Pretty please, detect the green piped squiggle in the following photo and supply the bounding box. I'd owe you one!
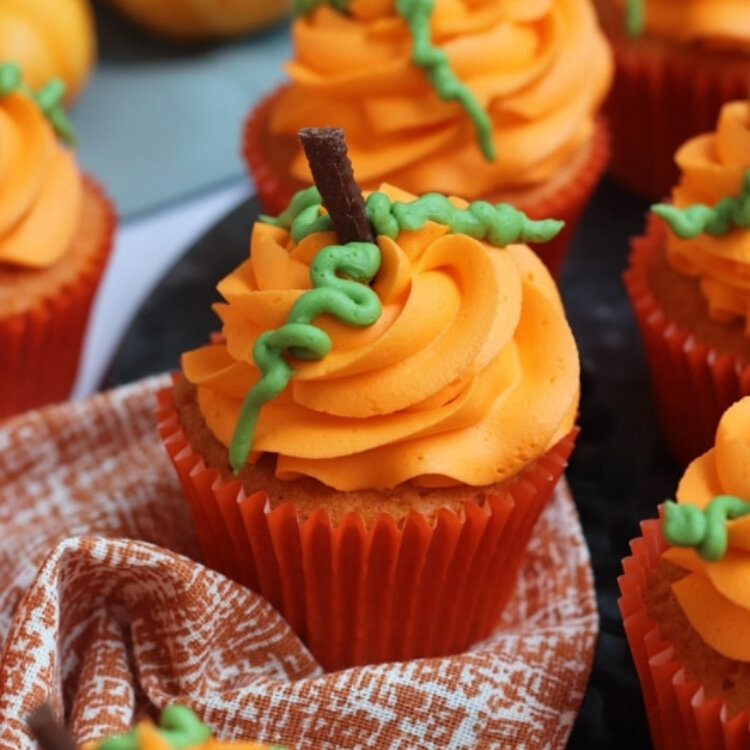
[662,495,750,561]
[290,0,494,161]
[261,186,564,247]
[292,0,349,14]
[652,169,750,239]
[0,62,75,145]
[98,706,210,750]
[366,191,563,244]
[260,186,330,243]
[625,0,645,37]
[395,0,495,161]
[229,242,382,472]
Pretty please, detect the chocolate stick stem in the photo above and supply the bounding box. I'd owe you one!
[298,127,374,245]
[27,704,76,750]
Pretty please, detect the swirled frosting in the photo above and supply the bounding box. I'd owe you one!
[269,0,612,199]
[661,397,750,661]
[0,90,82,268]
[182,184,579,491]
[659,101,750,332]
[616,0,750,49]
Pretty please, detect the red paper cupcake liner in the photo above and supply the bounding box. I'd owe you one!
[242,86,610,279]
[624,216,750,467]
[0,177,115,421]
[619,516,750,750]
[605,39,749,201]
[156,381,578,672]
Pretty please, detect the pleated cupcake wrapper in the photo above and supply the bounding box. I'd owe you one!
[510,117,609,279]
[619,516,750,750]
[242,86,610,279]
[624,217,750,467]
[605,38,749,201]
[156,383,577,672]
[0,178,115,421]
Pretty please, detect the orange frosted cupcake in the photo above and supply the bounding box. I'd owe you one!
[625,99,750,466]
[595,0,749,200]
[33,704,288,749]
[619,396,750,750]
[104,0,289,41]
[0,62,115,420]
[0,0,95,104]
[160,129,580,671]
[243,0,613,277]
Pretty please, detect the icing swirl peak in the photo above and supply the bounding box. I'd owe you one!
[661,397,750,660]
[0,71,83,269]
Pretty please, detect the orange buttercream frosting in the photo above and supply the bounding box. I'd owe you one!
[663,397,750,661]
[0,90,82,269]
[663,101,750,331]
[182,184,579,492]
[269,0,612,200]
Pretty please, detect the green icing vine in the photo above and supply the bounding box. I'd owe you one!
[0,62,76,146]
[97,706,211,750]
[366,190,563,243]
[662,495,750,561]
[290,0,494,161]
[233,187,563,469]
[229,241,382,472]
[259,186,330,243]
[652,169,750,239]
[625,0,645,37]
[395,0,495,161]
[261,186,564,247]
[292,0,349,12]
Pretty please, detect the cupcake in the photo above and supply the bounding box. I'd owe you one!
[624,99,750,467]
[30,704,287,749]
[0,0,95,104]
[0,63,115,420]
[243,0,613,277]
[619,396,750,750]
[595,0,750,200]
[104,0,289,41]
[159,128,580,672]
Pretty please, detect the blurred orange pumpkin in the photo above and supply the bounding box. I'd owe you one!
[105,0,290,41]
[0,0,95,104]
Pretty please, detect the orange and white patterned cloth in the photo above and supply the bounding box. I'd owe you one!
[0,377,597,749]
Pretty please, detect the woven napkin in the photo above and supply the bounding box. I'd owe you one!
[0,377,597,749]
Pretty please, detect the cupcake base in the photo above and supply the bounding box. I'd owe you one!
[619,517,750,750]
[624,216,750,467]
[0,177,115,421]
[242,86,610,279]
[157,380,578,672]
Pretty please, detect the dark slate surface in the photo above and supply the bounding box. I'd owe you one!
[106,177,684,749]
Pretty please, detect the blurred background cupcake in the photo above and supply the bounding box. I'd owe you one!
[619,396,750,750]
[625,99,750,466]
[595,0,749,200]
[0,0,95,105]
[0,63,115,420]
[243,0,613,277]
[103,0,290,41]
